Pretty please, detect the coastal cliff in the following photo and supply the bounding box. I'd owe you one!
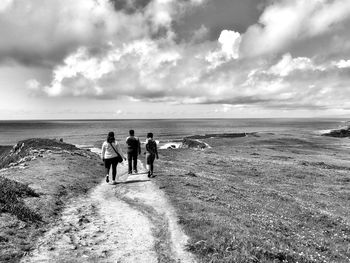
[0,139,103,262]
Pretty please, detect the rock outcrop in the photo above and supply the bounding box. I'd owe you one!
[322,127,350,138]
[181,138,208,149]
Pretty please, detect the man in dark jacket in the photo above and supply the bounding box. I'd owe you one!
[126,130,141,174]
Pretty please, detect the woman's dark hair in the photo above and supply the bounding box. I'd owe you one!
[107,131,115,143]
[147,132,153,138]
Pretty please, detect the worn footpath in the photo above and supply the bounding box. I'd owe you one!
[21,161,196,263]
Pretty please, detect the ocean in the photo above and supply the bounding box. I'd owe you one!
[0,118,348,149]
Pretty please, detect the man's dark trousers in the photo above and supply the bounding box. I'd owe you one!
[127,151,138,173]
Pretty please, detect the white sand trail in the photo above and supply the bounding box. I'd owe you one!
[21,162,196,263]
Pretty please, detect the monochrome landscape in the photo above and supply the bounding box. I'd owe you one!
[1,0,350,262]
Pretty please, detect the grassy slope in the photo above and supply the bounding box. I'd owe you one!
[154,134,350,263]
[0,139,104,263]
[0,146,11,161]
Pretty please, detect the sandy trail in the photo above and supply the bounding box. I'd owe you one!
[21,162,196,263]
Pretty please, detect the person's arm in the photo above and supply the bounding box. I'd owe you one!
[138,138,141,155]
[101,142,106,160]
[146,141,150,153]
[144,140,148,155]
[155,141,159,159]
[116,142,126,160]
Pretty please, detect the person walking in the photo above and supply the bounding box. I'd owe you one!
[101,131,126,185]
[126,129,141,174]
[145,132,159,178]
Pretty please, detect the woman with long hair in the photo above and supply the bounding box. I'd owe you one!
[145,132,159,178]
[101,131,126,184]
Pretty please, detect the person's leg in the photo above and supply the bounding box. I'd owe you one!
[150,162,154,175]
[111,161,117,182]
[146,153,151,177]
[104,159,111,183]
[127,153,132,174]
[150,154,155,175]
[133,152,138,173]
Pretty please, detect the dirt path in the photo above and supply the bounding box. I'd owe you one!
[21,162,196,263]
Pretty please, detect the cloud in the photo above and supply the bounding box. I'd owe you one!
[0,0,347,114]
[26,79,40,91]
[36,40,183,98]
[30,40,350,112]
[334,59,350,69]
[0,0,202,66]
[240,0,350,57]
[109,0,151,14]
[0,0,13,12]
[0,0,147,66]
[205,30,241,68]
[268,53,324,77]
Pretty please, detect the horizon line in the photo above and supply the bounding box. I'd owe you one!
[0,117,349,121]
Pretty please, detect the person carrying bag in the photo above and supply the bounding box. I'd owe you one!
[101,131,126,185]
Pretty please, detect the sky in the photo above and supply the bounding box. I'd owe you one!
[0,0,350,119]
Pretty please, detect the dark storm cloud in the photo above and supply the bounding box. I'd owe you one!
[109,0,151,14]
[174,0,265,42]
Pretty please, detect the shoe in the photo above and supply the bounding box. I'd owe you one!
[147,171,151,178]
[128,172,132,175]
[105,175,109,183]
[133,170,138,174]
[111,180,117,185]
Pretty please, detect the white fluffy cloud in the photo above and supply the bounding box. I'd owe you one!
[38,40,184,98]
[335,59,350,69]
[0,0,203,65]
[0,0,131,65]
[268,53,323,77]
[205,30,241,68]
[240,0,350,57]
[0,0,349,113]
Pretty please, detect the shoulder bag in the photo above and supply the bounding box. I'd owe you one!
[109,142,123,163]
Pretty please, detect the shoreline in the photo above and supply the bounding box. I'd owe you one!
[1,118,348,147]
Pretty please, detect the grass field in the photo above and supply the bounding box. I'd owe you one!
[154,133,350,263]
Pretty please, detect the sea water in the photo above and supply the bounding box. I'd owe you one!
[0,118,347,149]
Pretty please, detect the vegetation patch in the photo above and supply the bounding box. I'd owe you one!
[0,176,41,222]
[155,134,350,262]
